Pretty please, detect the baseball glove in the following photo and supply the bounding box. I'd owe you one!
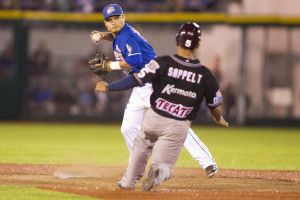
[88,53,110,76]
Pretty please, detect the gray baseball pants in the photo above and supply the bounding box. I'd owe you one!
[119,108,191,188]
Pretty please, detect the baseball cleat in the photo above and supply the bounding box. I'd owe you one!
[118,183,125,188]
[118,182,135,189]
[141,163,159,191]
[205,165,218,178]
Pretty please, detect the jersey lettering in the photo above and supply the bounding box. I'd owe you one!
[155,97,193,118]
[114,45,124,61]
[131,27,147,41]
[116,45,121,52]
[114,51,124,61]
[185,39,192,47]
[137,67,150,78]
[126,44,133,56]
[167,67,202,84]
[137,60,159,78]
[197,74,203,84]
[162,84,197,99]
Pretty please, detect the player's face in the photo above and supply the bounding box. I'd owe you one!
[104,15,126,35]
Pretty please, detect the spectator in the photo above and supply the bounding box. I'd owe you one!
[1,0,20,9]
[123,0,141,12]
[40,0,55,11]
[28,75,54,114]
[223,83,236,118]
[53,82,76,115]
[76,77,96,115]
[107,91,125,114]
[0,41,14,78]
[162,0,185,12]
[29,41,51,76]
[74,0,94,13]
[54,0,73,12]
[211,55,225,90]
[90,75,109,114]
[19,0,40,10]
[94,91,108,114]
[184,0,219,12]
[102,71,127,114]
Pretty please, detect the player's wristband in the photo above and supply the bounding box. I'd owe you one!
[110,61,121,70]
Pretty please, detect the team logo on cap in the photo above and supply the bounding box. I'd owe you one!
[107,6,115,14]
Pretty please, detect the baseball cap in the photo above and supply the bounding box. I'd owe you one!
[103,4,123,20]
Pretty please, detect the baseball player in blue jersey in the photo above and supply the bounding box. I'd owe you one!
[90,4,218,177]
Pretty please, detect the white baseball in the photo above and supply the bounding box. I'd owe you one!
[92,32,101,41]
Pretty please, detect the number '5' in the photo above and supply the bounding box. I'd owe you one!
[137,67,149,78]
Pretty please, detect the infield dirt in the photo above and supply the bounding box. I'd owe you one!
[0,163,299,200]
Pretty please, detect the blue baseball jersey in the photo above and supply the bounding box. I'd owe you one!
[113,23,156,73]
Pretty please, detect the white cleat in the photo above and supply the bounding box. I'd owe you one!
[205,165,218,178]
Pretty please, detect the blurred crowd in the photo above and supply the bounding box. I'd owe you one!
[0,0,225,13]
[0,41,13,78]
[24,41,127,118]
[0,0,240,119]
[0,39,238,119]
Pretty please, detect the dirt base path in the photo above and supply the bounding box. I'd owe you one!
[0,164,299,200]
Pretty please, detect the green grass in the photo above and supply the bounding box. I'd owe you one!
[0,122,299,200]
[0,185,99,200]
[178,126,300,170]
[0,123,127,166]
[0,123,299,170]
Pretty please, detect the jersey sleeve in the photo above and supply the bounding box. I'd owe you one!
[125,54,142,68]
[204,69,223,108]
[132,59,161,85]
[107,75,139,91]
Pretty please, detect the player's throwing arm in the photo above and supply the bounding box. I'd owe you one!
[90,31,114,43]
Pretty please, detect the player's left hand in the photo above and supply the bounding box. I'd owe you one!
[89,53,111,76]
[213,116,229,127]
[95,81,108,93]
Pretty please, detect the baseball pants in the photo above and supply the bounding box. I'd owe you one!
[120,84,216,169]
[119,108,191,188]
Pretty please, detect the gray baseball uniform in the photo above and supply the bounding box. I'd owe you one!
[116,55,222,188]
[119,108,190,187]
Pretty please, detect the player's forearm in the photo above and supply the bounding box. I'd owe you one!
[95,75,141,94]
[108,54,142,71]
[119,60,133,69]
[209,106,229,127]
[102,32,114,41]
[108,60,132,71]
[209,106,222,121]
[107,75,139,91]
